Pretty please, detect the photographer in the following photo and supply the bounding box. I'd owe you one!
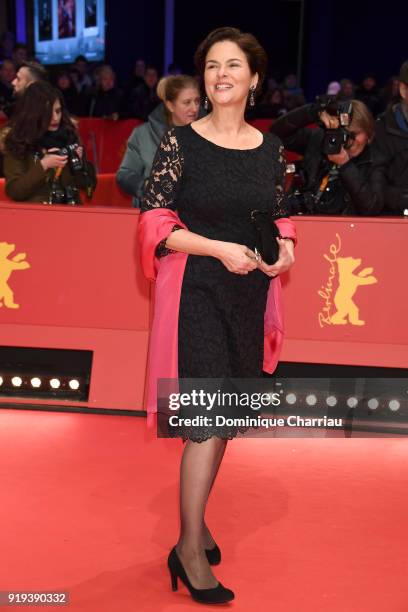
[270,98,386,215]
[3,81,96,204]
[374,60,408,214]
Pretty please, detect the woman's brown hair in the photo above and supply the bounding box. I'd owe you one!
[156,75,199,125]
[350,99,375,142]
[194,27,268,97]
[4,80,79,159]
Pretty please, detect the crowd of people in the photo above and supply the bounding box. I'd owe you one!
[0,44,163,121]
[0,36,399,122]
[0,33,407,216]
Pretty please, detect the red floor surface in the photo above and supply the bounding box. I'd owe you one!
[0,408,407,611]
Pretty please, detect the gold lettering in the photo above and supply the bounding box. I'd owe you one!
[318,233,342,326]
[318,289,331,300]
[318,312,332,328]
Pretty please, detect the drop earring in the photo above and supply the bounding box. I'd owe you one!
[203,96,209,111]
[249,87,255,107]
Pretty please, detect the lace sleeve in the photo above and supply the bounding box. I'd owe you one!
[155,224,183,258]
[275,142,290,218]
[140,128,184,212]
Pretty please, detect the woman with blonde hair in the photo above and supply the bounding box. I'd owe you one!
[116,75,201,207]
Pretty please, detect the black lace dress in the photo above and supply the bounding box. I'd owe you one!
[141,124,288,442]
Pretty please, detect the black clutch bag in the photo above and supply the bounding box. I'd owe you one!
[250,210,282,265]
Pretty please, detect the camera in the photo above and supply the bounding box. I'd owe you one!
[49,182,66,204]
[49,182,81,205]
[64,185,80,204]
[56,143,83,174]
[316,96,354,155]
[285,190,318,215]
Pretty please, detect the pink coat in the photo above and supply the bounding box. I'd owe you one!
[138,208,297,428]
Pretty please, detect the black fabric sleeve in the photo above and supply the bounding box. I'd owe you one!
[269,103,320,155]
[338,154,386,215]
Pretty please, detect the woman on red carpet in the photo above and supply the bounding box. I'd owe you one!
[138,27,296,604]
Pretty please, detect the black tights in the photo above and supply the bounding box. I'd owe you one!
[176,436,228,551]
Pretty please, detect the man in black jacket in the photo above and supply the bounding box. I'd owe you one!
[0,61,48,178]
[374,60,408,214]
[270,99,386,215]
[2,61,48,119]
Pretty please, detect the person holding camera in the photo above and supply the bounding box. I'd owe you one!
[374,60,408,215]
[3,81,96,204]
[270,98,386,215]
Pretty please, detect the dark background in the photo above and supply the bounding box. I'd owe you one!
[104,0,165,85]
[173,0,301,82]
[1,0,407,99]
[302,0,407,98]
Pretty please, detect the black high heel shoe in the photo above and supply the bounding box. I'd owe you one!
[167,546,234,604]
[205,543,221,565]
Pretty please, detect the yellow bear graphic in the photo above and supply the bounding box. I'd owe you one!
[0,242,30,309]
[330,256,377,326]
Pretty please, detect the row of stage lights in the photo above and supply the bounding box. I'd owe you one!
[0,376,80,391]
[0,373,86,399]
[283,393,402,412]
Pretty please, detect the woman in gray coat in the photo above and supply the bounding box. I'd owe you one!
[116,75,201,207]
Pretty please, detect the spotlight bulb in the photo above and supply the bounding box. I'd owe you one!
[305,394,317,406]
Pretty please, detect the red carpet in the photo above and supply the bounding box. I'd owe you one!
[0,408,407,611]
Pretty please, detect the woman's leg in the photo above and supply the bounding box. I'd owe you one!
[175,436,228,588]
[201,439,228,549]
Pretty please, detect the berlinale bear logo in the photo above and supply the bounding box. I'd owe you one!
[318,234,377,327]
[0,242,30,309]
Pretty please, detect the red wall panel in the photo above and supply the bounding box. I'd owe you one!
[280,216,408,368]
[0,203,405,412]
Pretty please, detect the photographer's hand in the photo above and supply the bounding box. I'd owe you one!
[319,110,339,130]
[327,147,350,166]
[40,148,68,171]
[257,238,295,278]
